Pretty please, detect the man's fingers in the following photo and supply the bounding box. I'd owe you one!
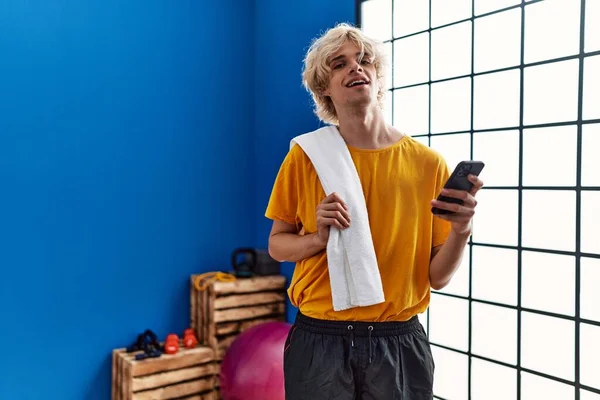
[436,210,474,221]
[431,199,461,214]
[317,216,346,230]
[324,210,350,227]
[317,193,351,231]
[321,192,348,209]
[431,199,475,217]
[319,202,351,218]
[440,189,477,207]
[318,210,350,227]
[468,175,484,195]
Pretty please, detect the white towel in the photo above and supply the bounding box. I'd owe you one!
[290,125,385,311]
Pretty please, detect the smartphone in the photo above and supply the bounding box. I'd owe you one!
[432,160,485,215]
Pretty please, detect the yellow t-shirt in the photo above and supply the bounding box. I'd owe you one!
[265,133,452,322]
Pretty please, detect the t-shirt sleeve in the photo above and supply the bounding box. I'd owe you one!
[432,158,453,247]
[265,147,300,226]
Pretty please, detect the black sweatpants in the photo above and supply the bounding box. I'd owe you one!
[283,311,435,400]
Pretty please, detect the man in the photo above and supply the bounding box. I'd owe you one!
[265,23,483,399]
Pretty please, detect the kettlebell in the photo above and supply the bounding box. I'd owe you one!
[231,248,256,277]
[231,248,280,277]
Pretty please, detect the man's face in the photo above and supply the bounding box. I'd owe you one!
[322,40,379,112]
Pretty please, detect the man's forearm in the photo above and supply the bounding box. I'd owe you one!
[429,229,471,290]
[268,232,326,262]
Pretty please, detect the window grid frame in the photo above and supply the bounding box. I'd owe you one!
[390,50,600,93]
[409,118,600,139]
[356,0,600,398]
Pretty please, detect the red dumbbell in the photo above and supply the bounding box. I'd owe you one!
[183,328,198,348]
[164,334,179,354]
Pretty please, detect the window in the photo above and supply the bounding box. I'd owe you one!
[358,0,600,398]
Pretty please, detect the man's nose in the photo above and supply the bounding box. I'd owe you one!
[349,61,363,73]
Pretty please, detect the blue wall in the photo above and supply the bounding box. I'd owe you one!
[0,0,354,398]
[0,1,255,399]
[254,0,355,322]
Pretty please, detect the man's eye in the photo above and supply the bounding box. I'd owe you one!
[361,59,372,65]
[333,63,344,69]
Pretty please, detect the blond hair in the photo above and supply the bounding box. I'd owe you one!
[302,23,388,125]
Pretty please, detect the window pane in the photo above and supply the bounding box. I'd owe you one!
[522,190,576,252]
[586,0,600,52]
[384,90,393,124]
[472,246,518,306]
[394,84,429,135]
[521,372,575,400]
[474,69,521,130]
[431,21,472,81]
[474,0,520,15]
[429,293,469,351]
[472,303,517,364]
[438,246,469,297]
[581,390,600,400]
[523,125,577,187]
[431,0,472,28]
[431,77,471,133]
[581,191,600,255]
[432,347,469,399]
[583,55,600,121]
[581,323,600,390]
[383,41,393,90]
[361,0,393,42]
[393,0,430,37]
[524,59,580,125]
[524,0,580,64]
[474,8,521,72]
[581,257,600,322]
[473,130,520,187]
[521,312,574,381]
[429,133,471,177]
[582,124,600,187]
[472,189,519,246]
[393,32,429,87]
[522,251,575,316]
[472,359,517,399]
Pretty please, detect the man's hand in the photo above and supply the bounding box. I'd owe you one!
[430,174,484,235]
[316,192,351,246]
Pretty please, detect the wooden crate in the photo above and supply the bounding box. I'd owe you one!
[190,275,287,360]
[112,343,218,400]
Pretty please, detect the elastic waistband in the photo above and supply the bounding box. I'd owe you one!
[294,311,421,337]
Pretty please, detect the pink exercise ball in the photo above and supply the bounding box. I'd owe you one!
[219,321,292,400]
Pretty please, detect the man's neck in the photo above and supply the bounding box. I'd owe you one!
[336,105,403,150]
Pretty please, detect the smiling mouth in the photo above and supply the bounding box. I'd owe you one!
[346,79,369,88]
